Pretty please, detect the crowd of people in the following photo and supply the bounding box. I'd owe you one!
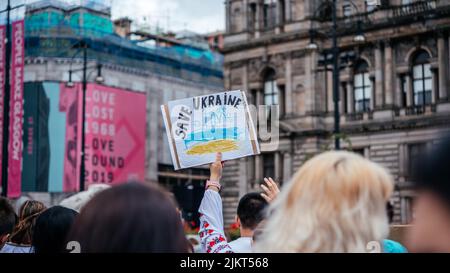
[0,134,450,253]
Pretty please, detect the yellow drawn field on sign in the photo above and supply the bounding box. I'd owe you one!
[186,139,239,155]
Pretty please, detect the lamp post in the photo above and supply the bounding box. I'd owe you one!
[66,40,104,192]
[307,0,366,150]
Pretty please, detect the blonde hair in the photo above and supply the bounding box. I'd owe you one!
[254,151,393,253]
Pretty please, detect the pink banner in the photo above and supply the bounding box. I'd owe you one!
[8,20,25,198]
[61,83,83,192]
[84,84,146,186]
[0,25,6,193]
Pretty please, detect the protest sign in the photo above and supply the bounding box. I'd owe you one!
[161,90,260,170]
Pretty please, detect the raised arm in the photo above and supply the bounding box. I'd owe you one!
[198,153,233,253]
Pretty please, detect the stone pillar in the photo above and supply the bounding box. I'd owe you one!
[274,152,282,182]
[255,155,263,185]
[375,43,384,108]
[225,0,231,33]
[405,73,413,107]
[285,0,291,22]
[327,71,334,112]
[340,83,346,114]
[243,0,249,31]
[285,54,293,115]
[255,0,263,37]
[395,74,403,107]
[282,152,292,183]
[385,41,395,107]
[370,76,376,110]
[432,68,438,104]
[438,33,448,101]
[347,81,354,114]
[238,158,248,197]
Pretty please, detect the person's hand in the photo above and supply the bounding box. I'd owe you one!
[209,152,223,184]
[260,177,280,203]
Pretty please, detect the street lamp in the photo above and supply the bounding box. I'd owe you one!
[307,0,367,150]
[65,40,104,192]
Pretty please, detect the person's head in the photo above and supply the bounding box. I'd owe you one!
[0,197,17,247]
[255,151,393,253]
[9,200,46,245]
[236,193,268,232]
[407,135,450,252]
[59,183,110,213]
[67,182,189,253]
[32,206,78,253]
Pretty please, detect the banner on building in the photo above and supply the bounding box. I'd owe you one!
[0,24,6,193]
[21,82,147,193]
[84,84,147,187]
[161,90,260,170]
[7,19,25,198]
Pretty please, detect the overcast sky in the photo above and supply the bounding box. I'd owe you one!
[110,0,225,34]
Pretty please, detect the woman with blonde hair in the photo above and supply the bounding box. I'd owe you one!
[254,151,393,253]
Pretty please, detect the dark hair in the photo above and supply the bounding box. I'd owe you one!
[0,197,17,236]
[237,193,268,230]
[412,135,450,209]
[9,200,46,245]
[32,206,78,253]
[67,182,189,253]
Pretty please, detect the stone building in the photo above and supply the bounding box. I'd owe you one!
[221,0,450,225]
[20,0,223,222]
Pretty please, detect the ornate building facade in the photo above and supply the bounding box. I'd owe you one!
[221,0,450,225]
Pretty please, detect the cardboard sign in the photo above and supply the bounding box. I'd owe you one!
[161,90,259,170]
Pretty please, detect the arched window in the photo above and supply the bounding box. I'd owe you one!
[353,60,372,112]
[412,50,432,106]
[263,68,279,106]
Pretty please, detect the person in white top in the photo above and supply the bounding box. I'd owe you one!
[198,153,280,253]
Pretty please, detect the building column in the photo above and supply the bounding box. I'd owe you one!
[405,73,413,107]
[243,0,249,31]
[255,155,263,186]
[225,0,231,33]
[285,0,291,22]
[327,71,333,112]
[438,33,448,101]
[431,68,438,104]
[375,43,385,108]
[385,41,395,107]
[340,83,346,114]
[275,0,282,34]
[238,158,247,197]
[347,81,354,114]
[282,152,292,183]
[255,0,263,37]
[395,74,403,107]
[285,55,293,115]
[274,152,282,182]
[370,76,376,110]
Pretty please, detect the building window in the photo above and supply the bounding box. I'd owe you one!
[365,0,378,12]
[408,142,427,178]
[412,50,432,106]
[262,153,275,180]
[354,61,372,112]
[263,0,276,29]
[263,68,279,124]
[343,1,353,17]
[249,3,257,31]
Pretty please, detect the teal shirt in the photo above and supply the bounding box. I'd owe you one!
[383,239,408,253]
